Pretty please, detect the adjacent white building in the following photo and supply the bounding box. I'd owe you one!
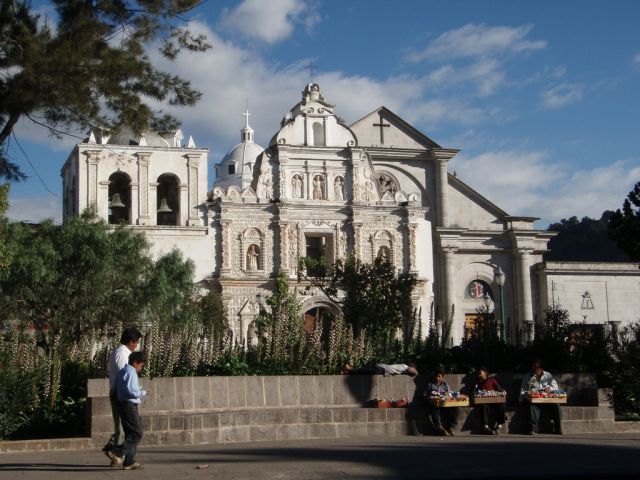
[61,84,640,345]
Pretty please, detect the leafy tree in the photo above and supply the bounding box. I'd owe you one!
[545,212,629,262]
[1,0,210,180]
[299,255,417,357]
[0,209,196,349]
[609,182,640,260]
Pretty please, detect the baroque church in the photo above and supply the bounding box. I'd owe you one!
[61,84,639,346]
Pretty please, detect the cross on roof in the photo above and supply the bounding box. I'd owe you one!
[373,114,390,144]
[307,61,317,81]
[243,108,252,127]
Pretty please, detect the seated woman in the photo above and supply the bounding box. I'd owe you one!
[424,369,460,436]
[473,366,507,435]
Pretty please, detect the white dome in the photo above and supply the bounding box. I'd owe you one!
[214,109,264,190]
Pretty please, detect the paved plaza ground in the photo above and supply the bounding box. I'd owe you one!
[1,433,640,479]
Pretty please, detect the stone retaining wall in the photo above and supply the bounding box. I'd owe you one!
[87,373,618,447]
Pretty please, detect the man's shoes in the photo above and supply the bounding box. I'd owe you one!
[445,427,455,436]
[494,424,503,435]
[526,429,537,435]
[482,424,493,435]
[104,450,123,467]
[123,463,143,470]
[436,426,448,436]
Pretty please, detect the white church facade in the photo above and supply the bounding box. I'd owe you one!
[61,84,640,345]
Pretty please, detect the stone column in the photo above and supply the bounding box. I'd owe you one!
[352,222,363,260]
[408,223,418,274]
[186,154,200,226]
[434,159,449,228]
[179,184,188,226]
[516,248,534,344]
[85,150,101,211]
[279,223,289,273]
[442,246,458,346]
[432,149,459,228]
[136,153,151,225]
[220,220,232,275]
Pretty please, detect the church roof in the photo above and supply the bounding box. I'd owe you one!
[105,126,171,147]
[350,107,441,149]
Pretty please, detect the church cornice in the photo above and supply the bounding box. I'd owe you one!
[362,147,432,161]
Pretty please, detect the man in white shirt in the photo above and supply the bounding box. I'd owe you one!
[103,327,141,465]
[520,359,563,435]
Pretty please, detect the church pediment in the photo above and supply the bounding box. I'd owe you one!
[350,107,440,150]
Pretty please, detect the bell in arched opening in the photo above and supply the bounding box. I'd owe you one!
[110,193,126,208]
[157,197,172,213]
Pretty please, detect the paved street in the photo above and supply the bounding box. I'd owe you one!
[1,434,640,479]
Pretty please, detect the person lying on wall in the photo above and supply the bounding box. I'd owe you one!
[341,361,418,377]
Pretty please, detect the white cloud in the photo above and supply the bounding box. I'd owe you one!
[540,83,584,109]
[450,151,640,226]
[409,23,546,62]
[219,0,319,44]
[633,53,640,70]
[6,194,62,224]
[146,22,488,157]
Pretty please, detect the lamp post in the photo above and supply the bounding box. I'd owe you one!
[494,266,506,342]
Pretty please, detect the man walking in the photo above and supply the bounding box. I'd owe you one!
[113,351,147,470]
[103,327,141,465]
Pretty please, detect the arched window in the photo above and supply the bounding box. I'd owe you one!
[466,280,493,300]
[312,122,325,146]
[108,172,131,225]
[157,174,180,226]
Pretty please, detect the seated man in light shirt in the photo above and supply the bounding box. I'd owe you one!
[520,359,563,435]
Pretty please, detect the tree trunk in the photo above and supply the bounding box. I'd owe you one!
[0,112,22,146]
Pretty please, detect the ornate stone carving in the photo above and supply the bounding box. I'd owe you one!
[292,174,303,198]
[312,174,325,200]
[376,172,398,197]
[333,176,344,201]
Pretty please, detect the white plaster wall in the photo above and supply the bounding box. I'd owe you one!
[448,183,504,231]
[145,229,215,282]
[546,275,640,326]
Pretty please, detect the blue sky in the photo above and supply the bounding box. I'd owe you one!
[6,0,640,227]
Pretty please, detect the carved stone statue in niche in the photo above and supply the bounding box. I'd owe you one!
[334,176,344,201]
[246,244,260,270]
[377,245,391,263]
[376,173,397,197]
[292,174,303,198]
[312,175,324,200]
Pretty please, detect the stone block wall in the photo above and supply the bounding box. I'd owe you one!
[87,373,617,447]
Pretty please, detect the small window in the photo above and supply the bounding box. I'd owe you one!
[228,164,236,175]
[312,122,325,146]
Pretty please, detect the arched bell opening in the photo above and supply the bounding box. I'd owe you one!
[157,173,180,226]
[108,172,131,225]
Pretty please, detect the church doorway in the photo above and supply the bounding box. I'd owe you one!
[464,313,495,341]
[303,306,335,350]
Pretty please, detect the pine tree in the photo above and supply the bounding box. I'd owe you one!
[0,0,210,180]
